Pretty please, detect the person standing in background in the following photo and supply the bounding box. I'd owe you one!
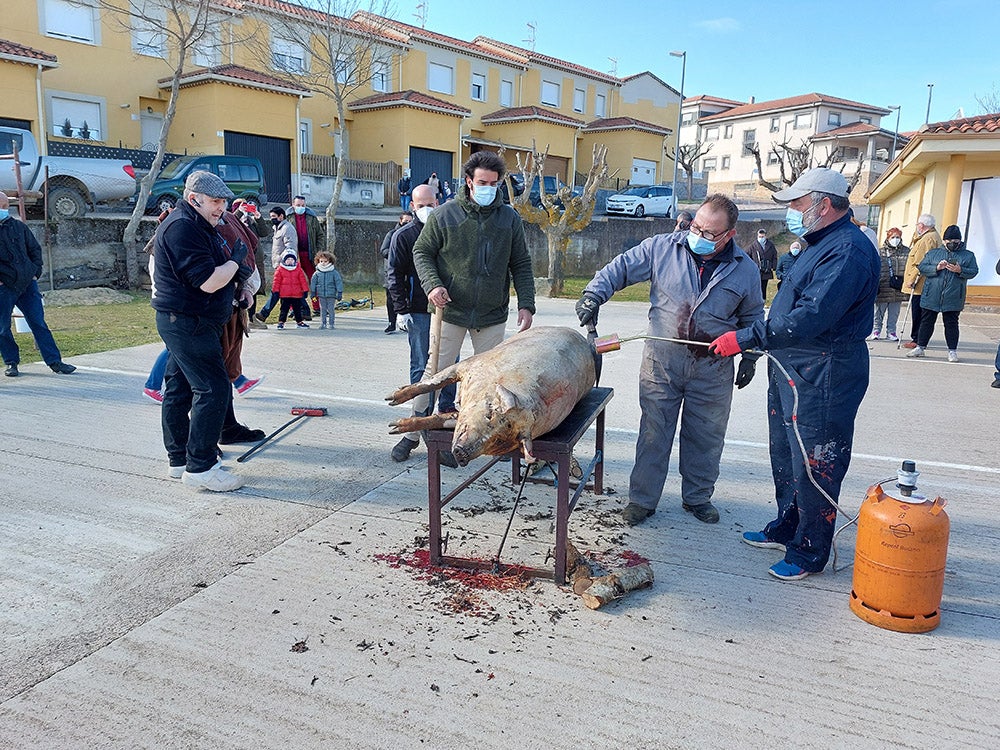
[906,225,978,362]
[748,228,778,301]
[288,195,323,318]
[775,241,801,289]
[869,227,909,342]
[0,191,76,378]
[901,214,941,349]
[379,213,412,334]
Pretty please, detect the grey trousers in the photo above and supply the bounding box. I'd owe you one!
[629,341,735,510]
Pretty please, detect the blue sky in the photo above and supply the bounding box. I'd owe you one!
[398,0,999,133]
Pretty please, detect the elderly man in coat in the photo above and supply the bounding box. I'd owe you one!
[577,193,764,526]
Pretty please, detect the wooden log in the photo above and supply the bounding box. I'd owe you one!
[566,541,593,595]
[580,563,654,610]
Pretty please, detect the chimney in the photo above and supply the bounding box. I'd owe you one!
[749,96,755,104]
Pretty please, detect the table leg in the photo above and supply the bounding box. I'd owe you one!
[554,455,570,584]
[428,443,443,564]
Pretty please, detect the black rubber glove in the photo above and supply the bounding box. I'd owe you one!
[228,239,249,267]
[734,357,756,389]
[576,292,601,327]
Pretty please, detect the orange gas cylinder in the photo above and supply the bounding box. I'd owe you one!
[850,477,949,633]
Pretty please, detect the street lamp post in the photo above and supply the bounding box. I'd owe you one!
[925,83,934,124]
[888,105,901,161]
[669,50,686,218]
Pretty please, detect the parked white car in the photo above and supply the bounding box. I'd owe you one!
[605,185,673,218]
[0,126,136,219]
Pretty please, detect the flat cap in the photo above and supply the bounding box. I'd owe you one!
[772,168,850,202]
[185,170,235,199]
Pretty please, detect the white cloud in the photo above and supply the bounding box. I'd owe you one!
[694,17,741,33]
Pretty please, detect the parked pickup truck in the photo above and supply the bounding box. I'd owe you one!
[0,126,136,219]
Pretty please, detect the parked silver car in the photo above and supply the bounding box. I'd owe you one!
[605,184,673,218]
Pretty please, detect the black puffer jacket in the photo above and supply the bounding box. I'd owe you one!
[0,216,43,295]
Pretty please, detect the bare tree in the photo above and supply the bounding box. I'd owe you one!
[253,1,395,254]
[748,139,865,194]
[510,142,612,297]
[95,0,227,288]
[975,84,1000,114]
[666,140,712,198]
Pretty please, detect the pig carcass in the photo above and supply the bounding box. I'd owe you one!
[387,326,596,466]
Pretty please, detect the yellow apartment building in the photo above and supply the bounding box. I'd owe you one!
[3,0,679,203]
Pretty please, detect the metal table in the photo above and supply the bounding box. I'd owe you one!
[423,386,613,584]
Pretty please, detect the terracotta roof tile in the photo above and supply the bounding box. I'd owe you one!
[481,106,584,127]
[160,64,310,94]
[0,38,57,65]
[583,116,671,136]
[473,37,619,84]
[683,94,743,107]
[922,112,1000,134]
[353,13,524,63]
[700,93,890,122]
[349,89,471,116]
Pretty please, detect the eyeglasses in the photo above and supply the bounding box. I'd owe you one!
[689,223,729,241]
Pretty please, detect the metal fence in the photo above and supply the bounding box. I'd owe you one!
[301,153,402,205]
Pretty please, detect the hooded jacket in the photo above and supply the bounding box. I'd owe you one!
[271,252,309,298]
[917,242,979,312]
[412,184,534,329]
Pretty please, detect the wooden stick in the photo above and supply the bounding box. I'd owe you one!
[429,304,443,374]
[580,563,654,610]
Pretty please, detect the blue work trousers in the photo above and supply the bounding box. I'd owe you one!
[0,280,64,366]
[629,341,735,510]
[155,311,230,473]
[763,346,868,572]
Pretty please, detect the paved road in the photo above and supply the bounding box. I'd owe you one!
[1,298,998,748]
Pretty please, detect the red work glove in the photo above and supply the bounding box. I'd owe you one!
[709,331,742,357]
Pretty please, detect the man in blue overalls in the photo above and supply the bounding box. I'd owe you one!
[710,168,879,581]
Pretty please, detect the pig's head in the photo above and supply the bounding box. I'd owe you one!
[451,384,534,466]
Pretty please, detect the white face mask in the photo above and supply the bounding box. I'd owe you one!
[471,184,498,206]
[415,205,434,224]
[888,237,901,247]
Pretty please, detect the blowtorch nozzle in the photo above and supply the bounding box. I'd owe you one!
[594,334,621,354]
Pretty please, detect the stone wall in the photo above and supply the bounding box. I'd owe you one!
[23,214,790,291]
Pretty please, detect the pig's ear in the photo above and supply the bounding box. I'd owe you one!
[496,384,520,413]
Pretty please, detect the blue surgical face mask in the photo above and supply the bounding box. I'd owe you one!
[786,198,822,237]
[471,185,497,206]
[687,232,718,255]
[293,205,306,215]
[0,208,9,221]
[790,245,801,256]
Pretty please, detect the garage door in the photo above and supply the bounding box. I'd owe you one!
[224,131,291,205]
[409,146,454,190]
[631,158,657,186]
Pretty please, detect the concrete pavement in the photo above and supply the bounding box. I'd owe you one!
[1,297,998,748]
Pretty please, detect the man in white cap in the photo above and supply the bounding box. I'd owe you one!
[152,170,249,492]
[708,168,879,581]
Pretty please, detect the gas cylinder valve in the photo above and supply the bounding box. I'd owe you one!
[896,459,919,497]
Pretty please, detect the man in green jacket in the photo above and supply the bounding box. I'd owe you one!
[391,151,536,463]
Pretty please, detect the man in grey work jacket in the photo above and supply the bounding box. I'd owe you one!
[577,194,764,526]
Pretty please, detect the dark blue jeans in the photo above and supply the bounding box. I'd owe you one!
[155,311,230,473]
[407,312,456,413]
[0,280,64,366]
[763,346,869,572]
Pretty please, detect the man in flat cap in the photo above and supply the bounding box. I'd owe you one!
[152,170,250,492]
[708,168,879,581]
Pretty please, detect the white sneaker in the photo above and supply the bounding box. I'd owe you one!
[888,333,899,342]
[182,461,243,492]
[866,331,880,341]
[948,350,959,363]
[168,465,185,479]
[906,346,925,358]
